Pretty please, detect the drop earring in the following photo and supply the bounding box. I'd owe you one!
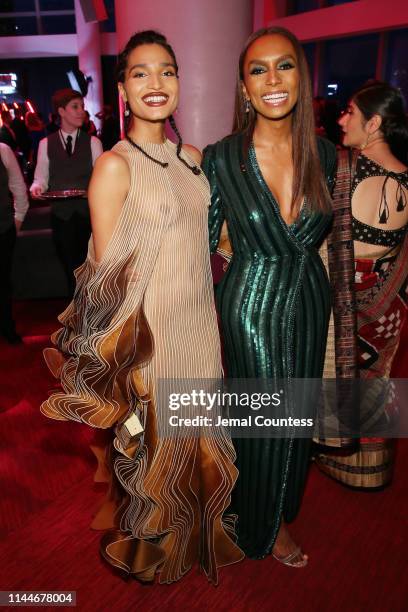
[124,102,130,117]
[245,98,251,113]
[360,132,370,150]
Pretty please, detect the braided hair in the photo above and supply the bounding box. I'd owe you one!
[168,114,201,175]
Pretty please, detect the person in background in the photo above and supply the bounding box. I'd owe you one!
[25,111,46,164]
[11,110,31,163]
[313,96,327,138]
[96,104,120,150]
[0,142,29,344]
[30,89,102,296]
[317,81,408,488]
[322,98,342,146]
[81,110,97,136]
[46,112,59,134]
[0,111,18,152]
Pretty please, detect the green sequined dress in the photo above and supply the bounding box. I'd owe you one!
[203,133,336,559]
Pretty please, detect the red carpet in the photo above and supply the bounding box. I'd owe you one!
[1,300,407,612]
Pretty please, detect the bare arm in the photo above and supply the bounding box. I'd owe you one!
[90,135,103,164]
[182,144,202,165]
[88,151,130,263]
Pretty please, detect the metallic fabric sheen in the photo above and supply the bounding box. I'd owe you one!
[203,133,336,558]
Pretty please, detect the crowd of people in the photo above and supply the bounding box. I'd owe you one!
[1,25,407,584]
[0,102,120,168]
[0,94,121,341]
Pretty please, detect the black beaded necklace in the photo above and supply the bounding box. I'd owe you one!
[125,133,201,176]
[126,135,168,168]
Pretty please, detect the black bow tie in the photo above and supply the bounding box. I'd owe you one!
[66,135,73,156]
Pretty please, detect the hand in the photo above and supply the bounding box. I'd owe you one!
[30,184,45,199]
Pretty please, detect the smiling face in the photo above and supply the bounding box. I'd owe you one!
[119,43,179,124]
[58,97,85,132]
[242,33,300,121]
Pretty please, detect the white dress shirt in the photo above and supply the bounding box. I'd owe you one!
[0,142,29,223]
[31,129,103,193]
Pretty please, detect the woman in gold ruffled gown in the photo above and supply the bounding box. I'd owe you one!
[41,30,243,584]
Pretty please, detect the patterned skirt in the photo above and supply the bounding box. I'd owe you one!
[317,251,408,487]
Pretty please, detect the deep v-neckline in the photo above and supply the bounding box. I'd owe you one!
[248,143,303,229]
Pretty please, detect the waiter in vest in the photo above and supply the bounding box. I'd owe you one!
[30,89,102,295]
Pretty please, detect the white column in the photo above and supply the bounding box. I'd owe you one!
[114,0,253,149]
[74,0,104,130]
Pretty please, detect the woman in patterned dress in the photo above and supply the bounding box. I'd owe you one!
[317,82,408,487]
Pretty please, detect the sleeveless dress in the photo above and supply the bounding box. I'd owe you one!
[203,133,336,558]
[41,138,243,583]
[317,151,408,487]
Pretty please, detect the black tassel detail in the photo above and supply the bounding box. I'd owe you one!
[396,182,407,212]
[379,208,388,224]
[397,196,404,212]
[379,175,390,224]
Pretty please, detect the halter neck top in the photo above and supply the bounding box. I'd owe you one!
[351,154,408,247]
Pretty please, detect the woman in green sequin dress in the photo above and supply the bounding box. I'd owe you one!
[203,27,335,565]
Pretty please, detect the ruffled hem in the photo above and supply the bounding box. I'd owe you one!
[40,306,152,428]
[89,401,243,584]
[41,307,243,584]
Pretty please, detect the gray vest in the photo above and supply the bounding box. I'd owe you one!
[47,130,93,220]
[0,155,13,233]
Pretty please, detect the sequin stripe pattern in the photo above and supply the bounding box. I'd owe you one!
[327,148,358,378]
[247,142,305,551]
[203,135,334,558]
[40,140,174,426]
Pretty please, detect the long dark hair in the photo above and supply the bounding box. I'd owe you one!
[234,26,330,213]
[116,30,198,174]
[353,81,408,165]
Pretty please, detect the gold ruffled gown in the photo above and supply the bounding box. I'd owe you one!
[41,139,243,584]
